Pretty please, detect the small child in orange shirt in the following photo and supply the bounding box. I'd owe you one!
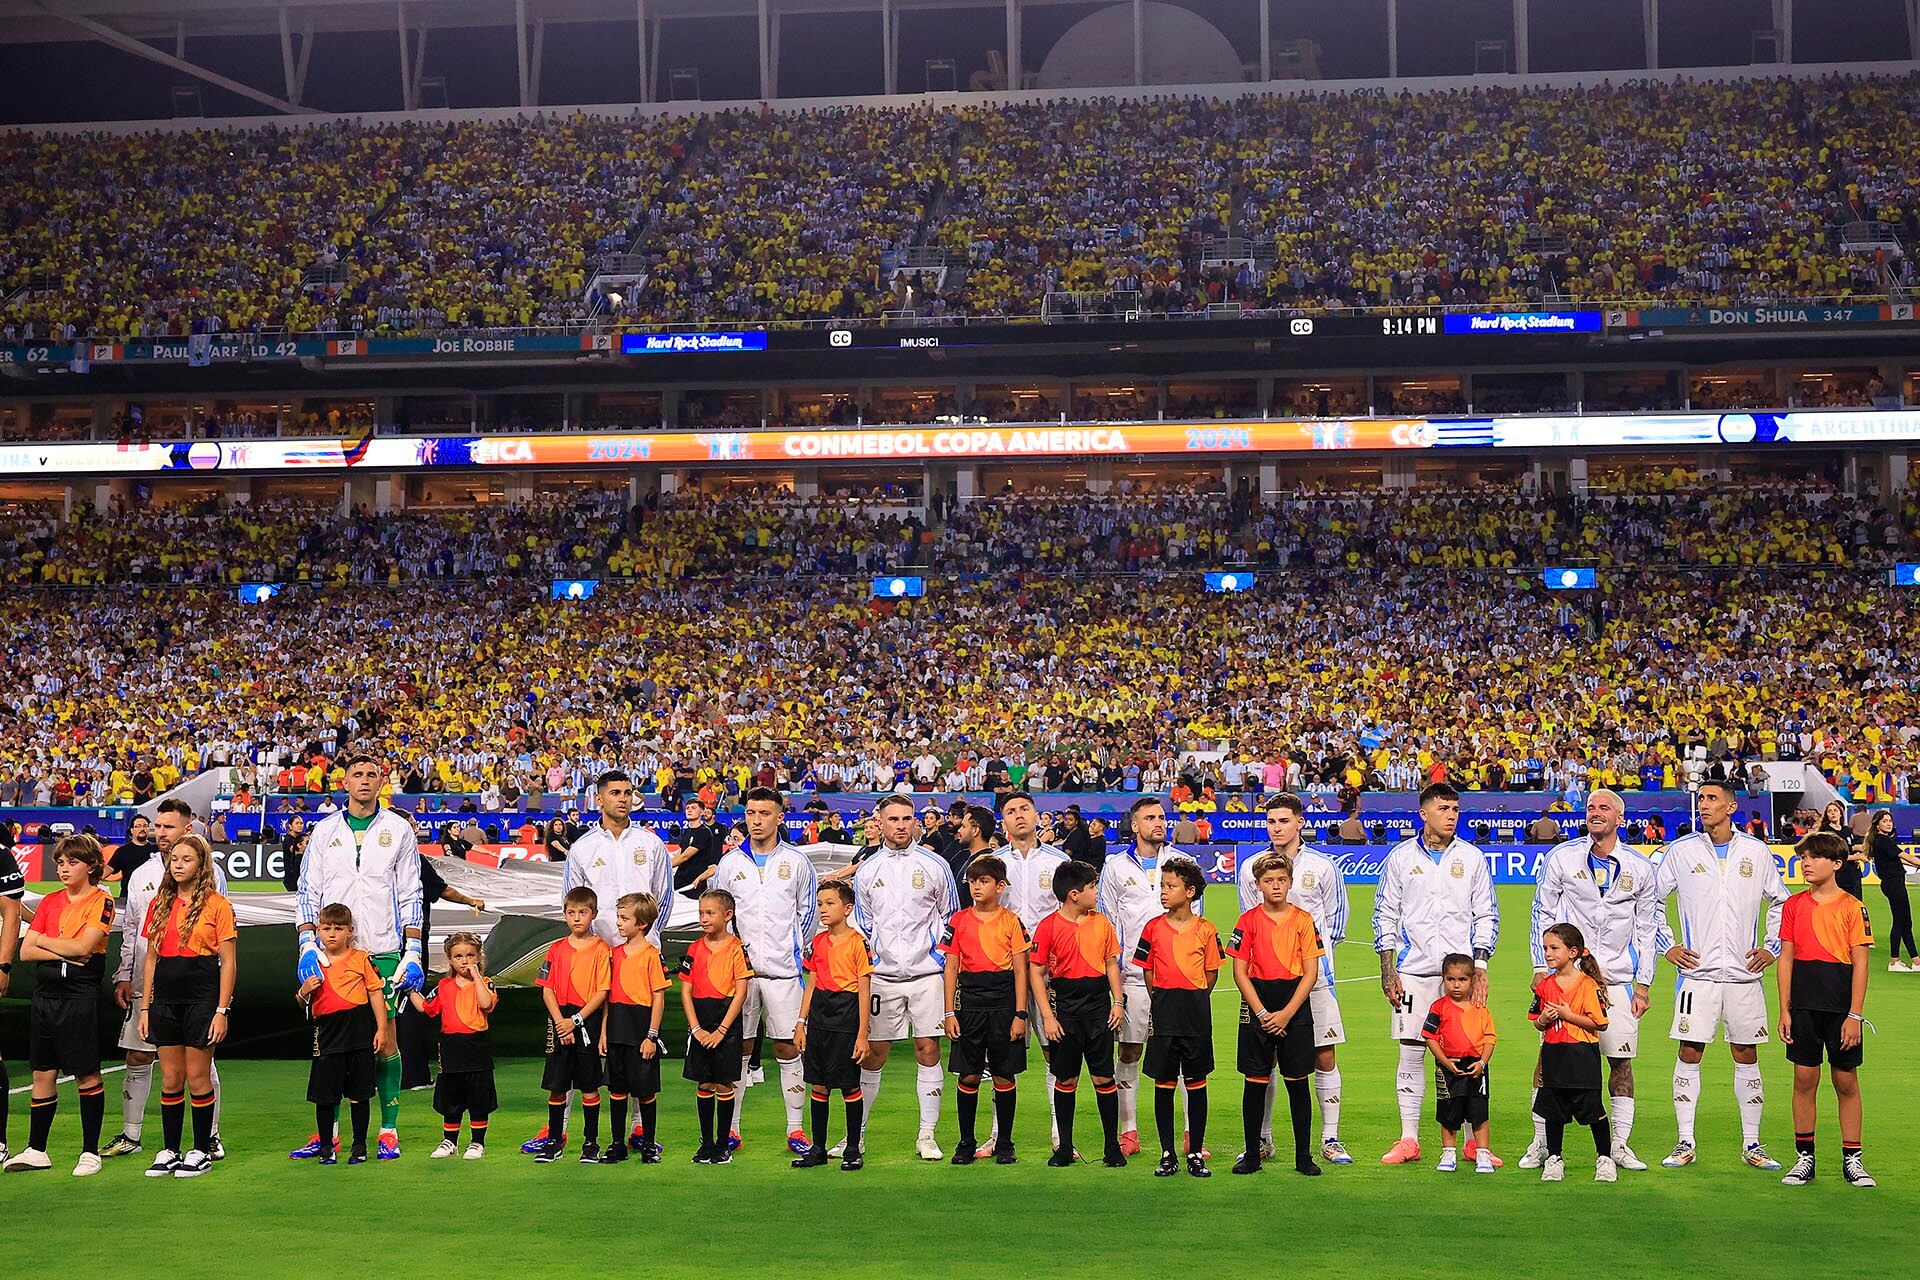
[1529,923,1613,1184]
[1421,953,1497,1173]
[297,903,389,1166]
[411,932,498,1160]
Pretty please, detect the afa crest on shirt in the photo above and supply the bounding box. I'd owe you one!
[912,870,926,890]
[1449,861,1464,879]
[1739,859,1753,878]
[1619,874,1635,892]
[778,863,793,881]
[1300,872,1316,890]
[379,830,393,848]
[633,850,649,867]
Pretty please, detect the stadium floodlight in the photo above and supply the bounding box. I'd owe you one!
[1892,564,1920,587]
[237,583,282,604]
[873,575,925,599]
[1204,572,1254,593]
[551,579,600,601]
[1543,567,1597,590]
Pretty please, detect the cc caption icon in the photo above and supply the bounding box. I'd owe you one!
[828,330,853,347]
[1289,317,1314,336]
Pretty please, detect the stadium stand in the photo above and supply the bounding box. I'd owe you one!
[0,485,1914,810]
[7,74,1920,337]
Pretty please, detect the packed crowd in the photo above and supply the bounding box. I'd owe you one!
[8,74,1920,336]
[0,491,629,586]
[0,548,1914,812]
[2,479,1914,589]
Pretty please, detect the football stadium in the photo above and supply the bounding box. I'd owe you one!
[0,0,1918,1272]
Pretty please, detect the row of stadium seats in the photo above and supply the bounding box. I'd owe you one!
[5,482,1914,586]
[5,74,1920,337]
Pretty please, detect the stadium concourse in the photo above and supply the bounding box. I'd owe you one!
[6,74,1920,339]
[0,482,1912,813]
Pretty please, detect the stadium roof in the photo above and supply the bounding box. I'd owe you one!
[0,0,1899,119]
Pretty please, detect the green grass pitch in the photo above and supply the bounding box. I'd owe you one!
[3,886,1910,1277]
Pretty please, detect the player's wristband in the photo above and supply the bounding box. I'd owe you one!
[1846,1012,1865,1023]
[1011,1011,1028,1021]
[943,1010,958,1020]
[794,1017,807,1027]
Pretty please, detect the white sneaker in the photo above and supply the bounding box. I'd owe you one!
[1540,1154,1565,1183]
[430,1139,458,1159]
[463,1143,486,1161]
[1888,961,1906,973]
[747,1066,766,1086]
[1436,1148,1458,1172]
[145,1149,182,1178]
[1781,1152,1817,1186]
[827,1140,847,1158]
[1259,1137,1276,1160]
[4,1148,51,1173]
[1517,1137,1548,1169]
[72,1152,103,1178]
[1595,1156,1618,1183]
[0,1143,8,1166]
[1612,1144,1648,1171]
[1662,1141,1696,1168]
[916,1132,944,1161]
[173,1151,213,1178]
[1474,1149,1495,1174]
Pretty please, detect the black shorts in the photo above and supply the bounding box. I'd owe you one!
[1236,1001,1314,1080]
[1785,1008,1864,1071]
[607,1043,664,1098]
[1532,1084,1606,1126]
[1434,1060,1490,1129]
[1142,1032,1212,1083]
[802,1029,862,1093]
[541,1042,603,1094]
[1045,1014,1116,1083]
[434,1068,499,1118]
[683,997,744,1086]
[948,1007,1028,1080]
[29,992,100,1077]
[309,1048,377,1106]
[148,999,218,1050]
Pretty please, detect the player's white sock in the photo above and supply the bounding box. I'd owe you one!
[122,1061,153,1141]
[209,1061,222,1136]
[857,1067,884,1141]
[1672,1061,1701,1145]
[1117,1057,1140,1132]
[778,1054,806,1133]
[734,1059,753,1137]
[1610,1095,1634,1151]
[1395,1043,1425,1140]
[1732,1063,1764,1147]
[1315,1067,1341,1140]
[1044,1072,1058,1144]
[915,1062,943,1136]
[565,1095,578,1138]
[1531,1089,1547,1149]
[1262,1078,1278,1144]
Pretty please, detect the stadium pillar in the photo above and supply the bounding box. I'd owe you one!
[1382,458,1414,491]
[1772,0,1793,63]
[1888,453,1909,495]
[1006,0,1021,92]
[516,0,531,108]
[1513,0,1529,74]
[1133,0,1145,85]
[659,469,686,496]
[882,0,897,95]
[1386,0,1398,77]
[637,0,651,102]
[1086,458,1113,493]
[1567,456,1587,494]
[1259,0,1270,80]
[280,5,300,105]
[759,0,774,99]
[1258,462,1277,502]
[397,3,413,111]
[1643,0,1659,68]
[792,467,820,498]
[92,479,132,516]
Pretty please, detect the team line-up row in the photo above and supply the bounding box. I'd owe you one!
[0,774,1880,1189]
